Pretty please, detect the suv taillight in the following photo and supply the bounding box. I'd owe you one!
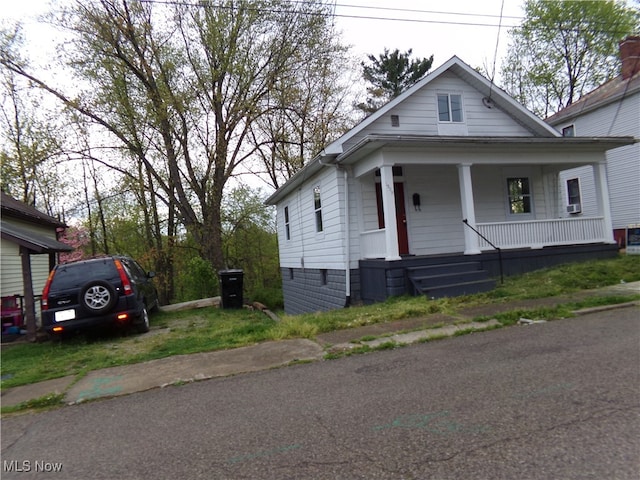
[41,269,56,311]
[114,259,133,295]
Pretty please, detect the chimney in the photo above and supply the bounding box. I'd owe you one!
[619,35,640,80]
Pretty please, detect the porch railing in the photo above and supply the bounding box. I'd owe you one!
[360,229,387,259]
[360,217,610,259]
[476,217,609,250]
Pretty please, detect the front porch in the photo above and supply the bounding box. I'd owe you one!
[358,243,619,304]
[360,216,612,259]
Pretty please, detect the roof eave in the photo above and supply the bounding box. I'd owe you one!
[335,135,637,163]
[264,152,339,205]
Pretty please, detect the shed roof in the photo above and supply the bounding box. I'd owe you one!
[1,220,73,254]
[1,191,67,228]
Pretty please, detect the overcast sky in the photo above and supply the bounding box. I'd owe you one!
[2,0,525,81]
[334,0,524,79]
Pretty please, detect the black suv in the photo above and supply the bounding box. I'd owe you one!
[41,256,159,336]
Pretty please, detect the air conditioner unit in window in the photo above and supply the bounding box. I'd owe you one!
[566,203,582,214]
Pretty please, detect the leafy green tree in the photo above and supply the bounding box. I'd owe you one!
[221,185,281,306]
[250,29,357,188]
[501,0,639,117]
[358,48,434,114]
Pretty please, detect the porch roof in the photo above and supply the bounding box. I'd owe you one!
[335,134,637,164]
[265,134,635,205]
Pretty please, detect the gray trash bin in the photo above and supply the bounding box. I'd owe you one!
[219,269,243,309]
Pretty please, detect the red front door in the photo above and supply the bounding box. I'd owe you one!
[376,182,410,255]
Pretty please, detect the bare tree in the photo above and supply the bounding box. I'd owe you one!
[1,0,350,275]
[0,26,68,213]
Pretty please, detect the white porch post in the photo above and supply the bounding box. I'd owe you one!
[593,161,616,243]
[380,165,401,260]
[457,163,481,254]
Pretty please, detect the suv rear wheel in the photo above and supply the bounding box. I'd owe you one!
[134,307,150,334]
[80,280,117,314]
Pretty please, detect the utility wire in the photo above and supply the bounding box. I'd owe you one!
[488,0,505,99]
[138,0,522,28]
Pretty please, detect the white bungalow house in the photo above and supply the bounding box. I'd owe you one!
[546,36,640,248]
[265,56,635,315]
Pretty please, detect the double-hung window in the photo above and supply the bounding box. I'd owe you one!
[437,93,463,122]
[314,186,323,232]
[507,177,532,215]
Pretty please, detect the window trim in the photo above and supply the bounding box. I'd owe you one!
[437,92,464,123]
[506,176,534,217]
[566,177,582,213]
[313,185,323,233]
[284,205,290,240]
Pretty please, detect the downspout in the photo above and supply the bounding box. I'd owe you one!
[342,166,351,307]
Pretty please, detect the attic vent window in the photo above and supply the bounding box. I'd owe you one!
[562,125,575,137]
[390,115,400,127]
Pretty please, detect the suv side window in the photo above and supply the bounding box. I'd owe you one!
[121,258,146,283]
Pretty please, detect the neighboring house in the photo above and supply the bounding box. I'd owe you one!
[546,36,640,247]
[1,191,72,339]
[266,56,634,315]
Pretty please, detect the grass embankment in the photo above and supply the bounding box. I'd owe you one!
[2,255,639,392]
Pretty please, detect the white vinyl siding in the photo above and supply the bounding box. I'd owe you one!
[551,89,640,230]
[342,71,533,152]
[401,165,465,255]
[469,165,546,223]
[276,168,345,270]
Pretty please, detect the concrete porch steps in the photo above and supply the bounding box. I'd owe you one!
[408,262,496,298]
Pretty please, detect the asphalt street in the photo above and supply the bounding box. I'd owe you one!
[2,306,638,479]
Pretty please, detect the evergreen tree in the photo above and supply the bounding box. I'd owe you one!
[358,48,433,114]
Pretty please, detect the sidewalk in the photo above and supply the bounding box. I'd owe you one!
[2,282,638,410]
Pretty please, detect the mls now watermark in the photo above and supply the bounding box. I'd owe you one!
[3,460,63,473]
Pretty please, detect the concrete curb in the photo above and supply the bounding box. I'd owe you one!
[328,320,502,353]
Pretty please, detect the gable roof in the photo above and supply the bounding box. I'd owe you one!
[546,71,640,126]
[265,56,634,206]
[1,191,66,228]
[322,55,559,157]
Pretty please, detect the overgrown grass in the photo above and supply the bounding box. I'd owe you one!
[486,255,640,300]
[1,254,638,391]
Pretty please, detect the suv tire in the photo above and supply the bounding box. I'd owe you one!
[80,280,117,314]
[134,307,150,333]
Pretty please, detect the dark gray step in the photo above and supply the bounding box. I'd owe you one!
[422,279,497,299]
[411,270,490,289]
[406,261,483,277]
